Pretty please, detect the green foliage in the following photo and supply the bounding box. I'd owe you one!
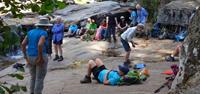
[20,86,27,92]
[39,0,67,15]
[8,73,24,80]
[140,0,160,23]
[0,86,5,94]
[0,67,26,94]
[0,25,20,55]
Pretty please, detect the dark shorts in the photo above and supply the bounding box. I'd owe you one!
[121,37,130,52]
[92,65,106,82]
[53,39,63,45]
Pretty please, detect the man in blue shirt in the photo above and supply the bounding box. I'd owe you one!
[21,18,52,94]
[136,4,148,25]
[52,16,65,61]
[80,58,129,85]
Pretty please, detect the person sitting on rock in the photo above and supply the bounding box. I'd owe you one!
[116,16,129,36]
[95,19,107,40]
[165,43,182,62]
[80,58,129,85]
[120,23,144,66]
[128,8,137,26]
[66,22,78,37]
[85,18,97,35]
[77,20,87,36]
[81,18,97,41]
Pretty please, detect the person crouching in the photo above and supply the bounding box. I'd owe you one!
[120,24,144,66]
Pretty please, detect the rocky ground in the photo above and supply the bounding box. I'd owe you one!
[0,37,179,94]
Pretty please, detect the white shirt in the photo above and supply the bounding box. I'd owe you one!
[121,26,137,42]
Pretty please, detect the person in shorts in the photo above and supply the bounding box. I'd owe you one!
[80,58,129,85]
[52,16,65,61]
[121,24,144,66]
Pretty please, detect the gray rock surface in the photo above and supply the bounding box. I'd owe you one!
[169,7,200,94]
[157,0,200,26]
[53,1,122,22]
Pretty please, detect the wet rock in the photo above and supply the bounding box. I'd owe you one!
[169,7,200,94]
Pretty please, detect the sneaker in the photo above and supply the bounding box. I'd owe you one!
[123,60,132,68]
[53,55,59,61]
[58,56,64,62]
[165,56,175,62]
[80,75,91,84]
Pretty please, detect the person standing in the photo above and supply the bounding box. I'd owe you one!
[52,16,65,61]
[120,24,144,66]
[21,18,52,94]
[136,4,148,25]
[105,13,118,47]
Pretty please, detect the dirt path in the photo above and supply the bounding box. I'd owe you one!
[0,37,179,94]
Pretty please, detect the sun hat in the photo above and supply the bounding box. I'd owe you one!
[137,23,145,29]
[35,18,53,26]
[120,16,125,19]
[137,23,144,27]
[118,65,129,75]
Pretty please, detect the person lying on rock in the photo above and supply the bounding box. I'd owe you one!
[120,23,144,66]
[80,58,129,86]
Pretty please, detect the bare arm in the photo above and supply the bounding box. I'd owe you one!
[103,70,111,85]
[38,36,46,58]
[115,17,118,25]
[130,41,138,48]
[21,36,28,58]
[21,36,30,64]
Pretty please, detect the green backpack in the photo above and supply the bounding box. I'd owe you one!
[118,70,141,86]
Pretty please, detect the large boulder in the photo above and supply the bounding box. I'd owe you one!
[53,1,130,23]
[157,0,199,26]
[169,7,200,94]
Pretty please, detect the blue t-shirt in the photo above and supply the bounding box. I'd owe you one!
[69,24,78,33]
[131,11,137,17]
[52,23,64,42]
[130,11,137,24]
[98,69,121,85]
[27,28,48,56]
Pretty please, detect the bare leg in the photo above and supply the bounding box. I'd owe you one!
[87,58,104,76]
[58,45,63,56]
[87,60,97,77]
[125,51,131,62]
[172,45,181,57]
[95,58,104,67]
[81,58,104,83]
[54,44,58,55]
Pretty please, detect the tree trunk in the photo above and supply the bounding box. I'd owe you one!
[169,7,200,94]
